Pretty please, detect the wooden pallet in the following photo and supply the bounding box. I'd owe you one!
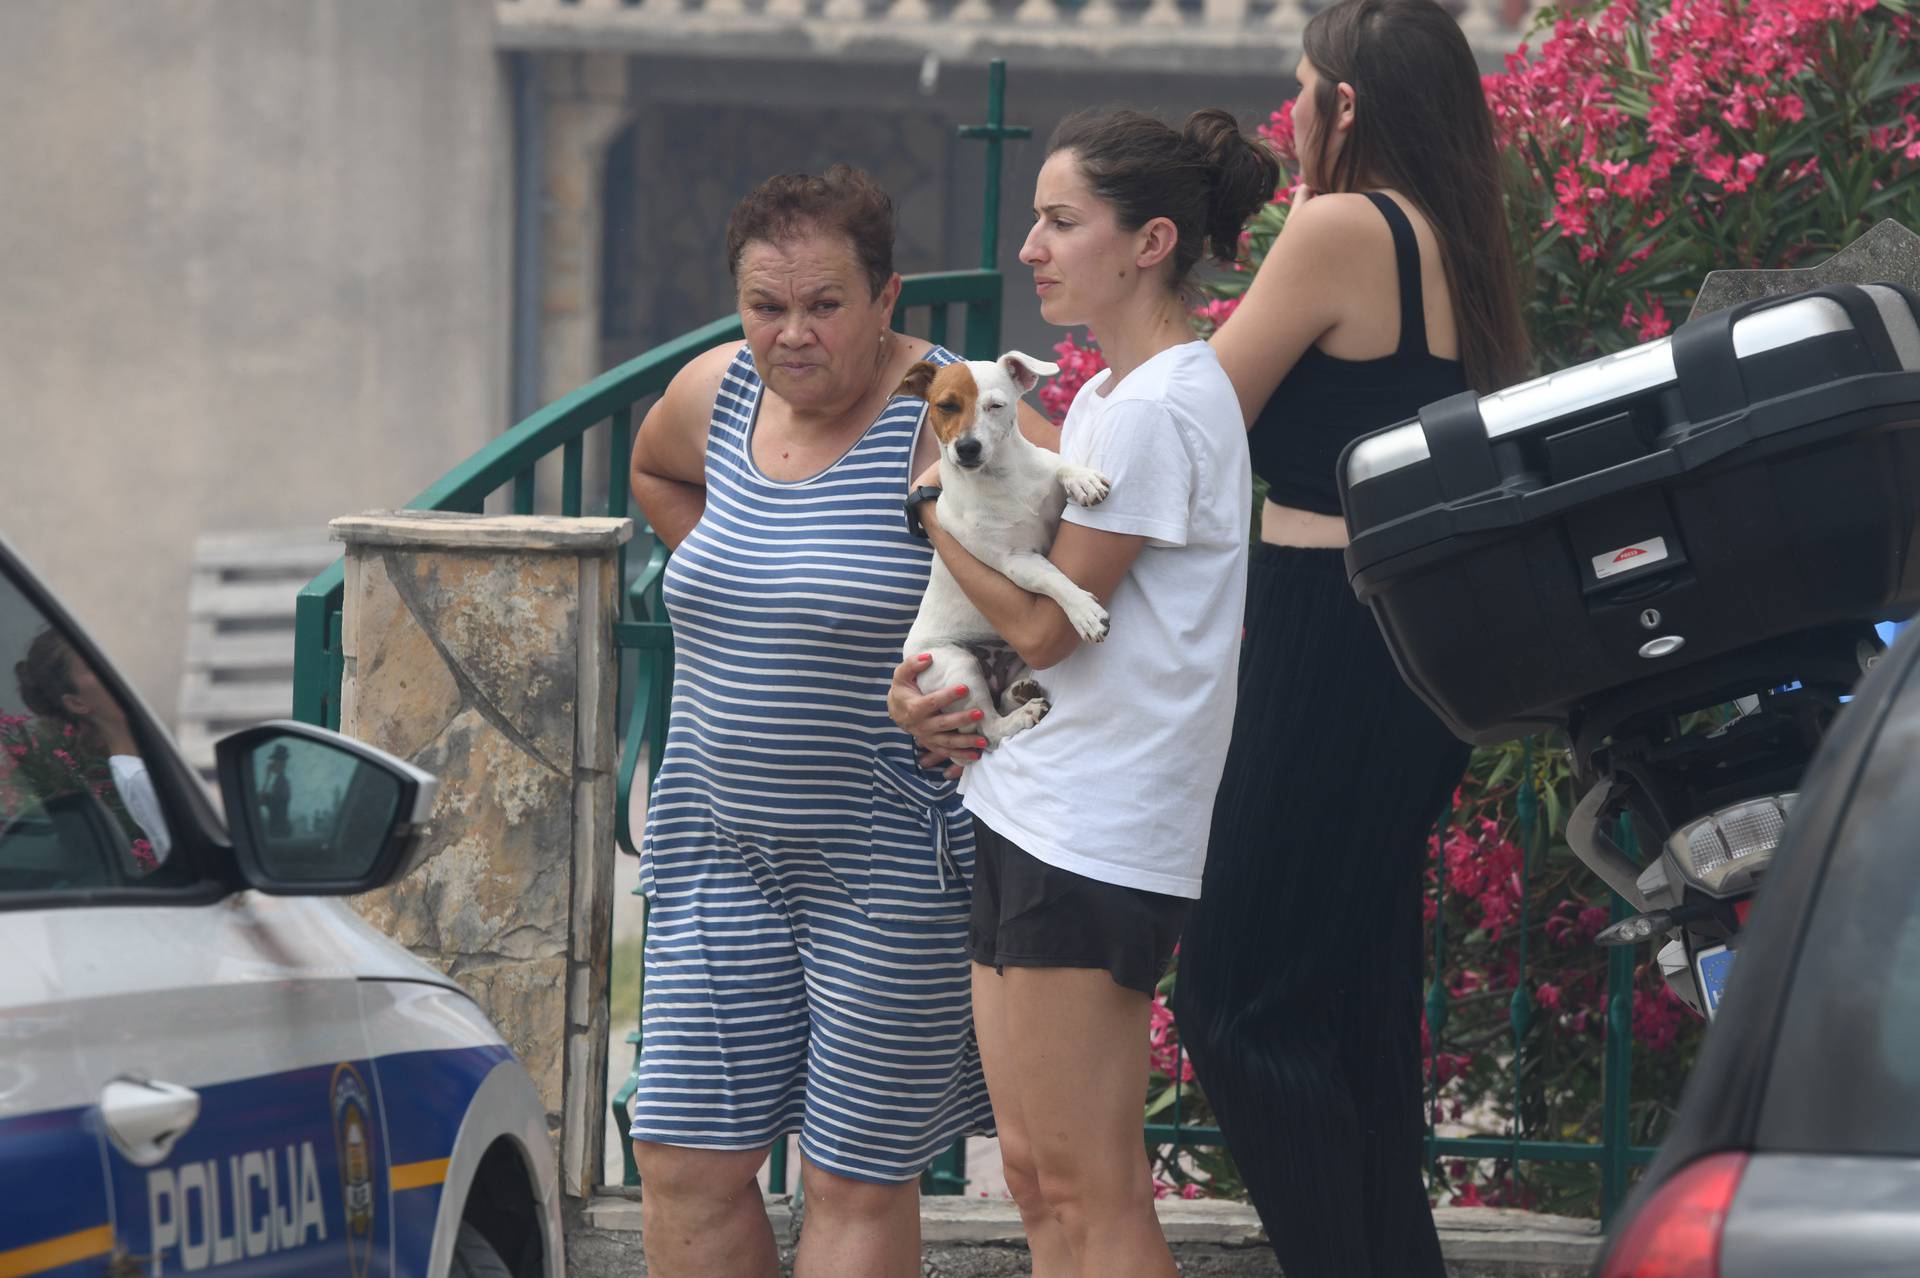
[175,530,340,779]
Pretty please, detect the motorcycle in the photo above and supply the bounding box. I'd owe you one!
[1565,624,1884,1017]
[1335,282,1920,1026]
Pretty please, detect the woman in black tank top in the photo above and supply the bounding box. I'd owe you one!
[1168,3,1529,1276]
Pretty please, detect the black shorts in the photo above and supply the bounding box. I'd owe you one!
[967,817,1191,995]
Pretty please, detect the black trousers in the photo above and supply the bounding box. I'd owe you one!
[1170,544,1470,1278]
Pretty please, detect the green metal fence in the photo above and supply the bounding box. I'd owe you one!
[289,58,1665,1218]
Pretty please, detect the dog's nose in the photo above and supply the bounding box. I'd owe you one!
[955,438,983,465]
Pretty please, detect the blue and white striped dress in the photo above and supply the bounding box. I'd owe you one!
[627,343,995,1182]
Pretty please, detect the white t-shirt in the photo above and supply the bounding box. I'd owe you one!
[960,340,1251,898]
[109,754,171,865]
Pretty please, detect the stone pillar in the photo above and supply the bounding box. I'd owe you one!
[540,52,638,406]
[330,510,633,1200]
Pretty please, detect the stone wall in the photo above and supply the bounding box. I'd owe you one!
[332,511,631,1198]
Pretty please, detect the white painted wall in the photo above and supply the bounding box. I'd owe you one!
[0,0,513,717]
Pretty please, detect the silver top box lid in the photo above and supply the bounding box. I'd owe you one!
[1345,285,1920,488]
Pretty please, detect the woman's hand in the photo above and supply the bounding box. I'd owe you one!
[887,654,987,778]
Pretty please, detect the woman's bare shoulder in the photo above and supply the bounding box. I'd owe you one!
[679,338,747,386]
[1283,191,1393,250]
[657,340,745,413]
[639,339,745,455]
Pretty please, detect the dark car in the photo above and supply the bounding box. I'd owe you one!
[1594,623,1920,1275]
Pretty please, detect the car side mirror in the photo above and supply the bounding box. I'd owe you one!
[213,721,437,895]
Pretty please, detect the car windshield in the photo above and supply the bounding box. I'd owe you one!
[1760,652,1920,1156]
[0,565,184,893]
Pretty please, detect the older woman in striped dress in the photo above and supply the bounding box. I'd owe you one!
[625,165,1052,1278]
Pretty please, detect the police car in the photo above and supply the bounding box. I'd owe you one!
[0,533,563,1278]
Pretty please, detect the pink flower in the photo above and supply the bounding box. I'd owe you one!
[1038,332,1108,424]
[1636,295,1673,339]
[1191,296,1242,331]
[1536,982,1563,1011]
[1633,977,1691,1052]
[1147,991,1197,1083]
[1697,150,1737,186]
[1610,163,1660,203]
[1258,100,1298,167]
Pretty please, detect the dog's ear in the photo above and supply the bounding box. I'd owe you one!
[999,351,1060,393]
[895,361,940,401]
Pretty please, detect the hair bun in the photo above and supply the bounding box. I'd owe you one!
[1182,109,1282,266]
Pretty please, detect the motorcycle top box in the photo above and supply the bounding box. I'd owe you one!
[1337,283,1920,745]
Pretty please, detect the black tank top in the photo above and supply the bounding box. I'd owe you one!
[1249,191,1470,516]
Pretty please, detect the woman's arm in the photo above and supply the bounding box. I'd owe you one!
[922,505,1145,671]
[629,344,734,549]
[1209,191,1372,426]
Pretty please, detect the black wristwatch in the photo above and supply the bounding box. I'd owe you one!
[904,485,942,540]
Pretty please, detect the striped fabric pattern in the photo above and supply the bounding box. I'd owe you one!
[629,343,995,1182]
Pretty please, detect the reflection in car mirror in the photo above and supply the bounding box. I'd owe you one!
[214,722,436,895]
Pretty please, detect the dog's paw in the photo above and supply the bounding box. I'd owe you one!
[1061,467,1112,508]
[1006,678,1044,706]
[995,697,1050,742]
[1062,592,1110,643]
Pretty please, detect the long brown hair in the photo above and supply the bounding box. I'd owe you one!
[1303,0,1529,393]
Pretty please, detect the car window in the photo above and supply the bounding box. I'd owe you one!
[1761,709,1920,1155]
[0,569,186,894]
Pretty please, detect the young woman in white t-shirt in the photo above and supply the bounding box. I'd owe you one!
[887,108,1276,1278]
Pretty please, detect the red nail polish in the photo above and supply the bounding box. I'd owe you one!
[956,685,969,696]
[975,738,988,748]
[970,709,984,721]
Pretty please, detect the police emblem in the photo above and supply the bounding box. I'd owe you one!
[331,1063,376,1278]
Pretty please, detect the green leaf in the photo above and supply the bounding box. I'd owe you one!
[1864,169,1920,212]
[1143,1085,1183,1119]
[1484,748,1519,793]
[1542,784,1565,838]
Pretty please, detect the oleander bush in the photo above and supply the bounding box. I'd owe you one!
[1124,0,1920,1214]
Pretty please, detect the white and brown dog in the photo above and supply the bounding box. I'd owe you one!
[898,351,1112,747]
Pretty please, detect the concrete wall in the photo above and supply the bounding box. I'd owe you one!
[0,0,513,716]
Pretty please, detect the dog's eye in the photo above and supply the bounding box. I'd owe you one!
[936,399,963,413]
[982,398,1005,412]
